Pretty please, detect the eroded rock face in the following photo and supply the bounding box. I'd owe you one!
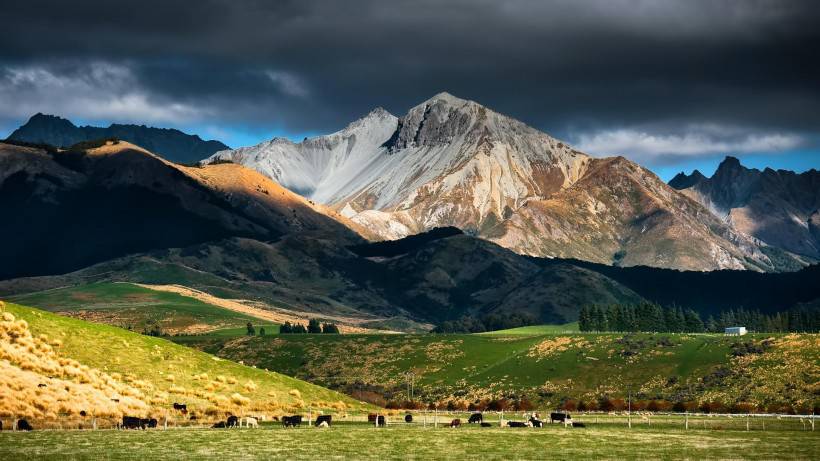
[206,93,782,271]
[672,156,820,261]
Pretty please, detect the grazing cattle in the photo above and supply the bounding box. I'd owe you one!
[172,403,187,413]
[572,422,586,428]
[243,417,259,428]
[17,419,33,431]
[550,412,570,423]
[122,416,144,430]
[189,414,198,421]
[80,410,87,417]
[507,421,532,428]
[404,414,413,423]
[449,419,461,428]
[282,415,302,427]
[146,418,158,428]
[212,421,227,428]
[314,415,332,427]
[480,422,492,427]
[529,418,543,428]
[226,416,239,428]
[367,413,378,423]
[38,383,47,388]
[468,413,483,424]
[375,415,387,427]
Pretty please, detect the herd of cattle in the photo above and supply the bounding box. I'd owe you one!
[1,405,582,432]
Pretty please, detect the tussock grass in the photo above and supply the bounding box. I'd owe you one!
[0,302,371,427]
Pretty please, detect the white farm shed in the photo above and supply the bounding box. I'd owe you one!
[724,326,747,336]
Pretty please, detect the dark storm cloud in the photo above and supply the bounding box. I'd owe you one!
[1,0,819,162]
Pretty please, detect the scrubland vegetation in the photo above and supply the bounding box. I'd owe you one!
[0,301,368,429]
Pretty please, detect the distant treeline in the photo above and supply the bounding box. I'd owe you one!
[542,258,820,318]
[432,313,537,333]
[280,318,340,334]
[579,303,819,333]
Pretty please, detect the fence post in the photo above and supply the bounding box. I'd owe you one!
[685,412,688,430]
[423,409,427,428]
[746,415,749,431]
[500,409,503,427]
[434,408,438,428]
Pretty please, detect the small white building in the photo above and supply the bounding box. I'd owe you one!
[724,326,747,336]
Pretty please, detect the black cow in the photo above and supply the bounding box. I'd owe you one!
[282,415,302,427]
[550,412,570,423]
[529,418,543,428]
[404,414,413,423]
[122,416,144,430]
[173,403,187,413]
[37,383,47,388]
[449,419,461,428]
[572,422,586,428]
[17,419,33,431]
[315,415,332,427]
[507,421,530,428]
[468,413,483,424]
[189,414,198,421]
[367,413,378,423]
[226,416,239,428]
[212,421,227,428]
[147,418,158,428]
[480,422,492,427]
[375,415,387,427]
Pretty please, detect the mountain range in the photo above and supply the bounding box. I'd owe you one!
[670,157,820,263]
[205,92,802,272]
[1,138,818,331]
[7,113,229,163]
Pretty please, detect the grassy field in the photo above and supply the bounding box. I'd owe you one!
[1,302,369,424]
[172,329,819,410]
[478,322,579,336]
[0,422,816,460]
[6,282,262,334]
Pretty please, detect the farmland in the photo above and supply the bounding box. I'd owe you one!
[6,282,261,335]
[0,420,817,460]
[173,327,820,411]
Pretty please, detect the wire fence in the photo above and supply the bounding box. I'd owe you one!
[1,410,815,432]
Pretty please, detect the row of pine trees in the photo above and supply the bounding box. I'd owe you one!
[578,303,819,333]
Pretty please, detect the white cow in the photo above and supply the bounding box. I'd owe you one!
[242,417,259,428]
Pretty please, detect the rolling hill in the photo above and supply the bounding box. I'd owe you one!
[173,327,820,412]
[0,139,363,280]
[0,300,367,424]
[5,282,263,335]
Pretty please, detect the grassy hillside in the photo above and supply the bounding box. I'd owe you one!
[478,323,579,336]
[0,301,368,424]
[173,329,819,412]
[6,282,261,334]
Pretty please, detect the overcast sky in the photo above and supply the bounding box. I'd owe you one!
[2,0,818,180]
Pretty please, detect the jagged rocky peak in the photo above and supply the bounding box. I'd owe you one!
[668,169,707,189]
[384,92,478,150]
